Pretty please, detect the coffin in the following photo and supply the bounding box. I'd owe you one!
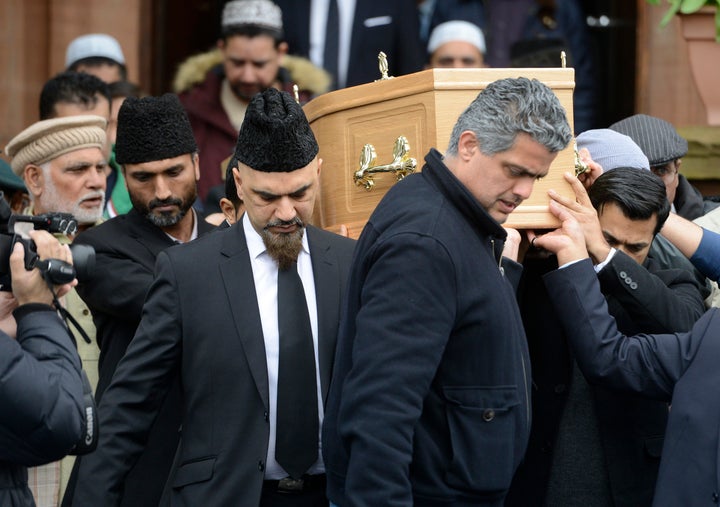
[303,67,576,238]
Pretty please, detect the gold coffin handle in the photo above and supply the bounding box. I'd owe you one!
[353,136,418,190]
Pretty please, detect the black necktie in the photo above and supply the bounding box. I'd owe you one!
[275,261,319,479]
[324,0,340,89]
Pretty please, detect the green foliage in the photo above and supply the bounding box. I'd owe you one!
[647,0,720,41]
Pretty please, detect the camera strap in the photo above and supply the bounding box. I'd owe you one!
[55,303,92,345]
[46,281,99,454]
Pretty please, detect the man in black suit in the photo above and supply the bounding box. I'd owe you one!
[508,168,706,506]
[274,0,424,88]
[534,193,720,507]
[70,88,355,507]
[63,94,215,507]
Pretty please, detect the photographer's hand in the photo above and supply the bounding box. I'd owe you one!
[11,230,76,306]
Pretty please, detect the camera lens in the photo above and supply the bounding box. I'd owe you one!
[69,244,95,282]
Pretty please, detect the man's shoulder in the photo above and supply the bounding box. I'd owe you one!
[165,222,234,258]
[307,225,356,261]
[75,214,142,243]
[75,214,135,244]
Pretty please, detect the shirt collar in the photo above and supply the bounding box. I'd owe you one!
[165,208,199,244]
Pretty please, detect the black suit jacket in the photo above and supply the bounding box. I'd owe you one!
[508,250,705,507]
[64,209,215,507]
[274,0,424,88]
[544,259,720,507]
[71,223,355,506]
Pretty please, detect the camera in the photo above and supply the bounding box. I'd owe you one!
[0,192,95,291]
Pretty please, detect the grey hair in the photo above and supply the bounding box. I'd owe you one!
[446,77,572,157]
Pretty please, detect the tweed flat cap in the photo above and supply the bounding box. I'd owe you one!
[222,0,283,32]
[5,115,107,176]
[576,129,650,172]
[609,114,688,167]
[235,88,318,172]
[115,94,197,165]
[66,34,126,67]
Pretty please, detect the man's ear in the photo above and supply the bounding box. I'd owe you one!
[233,167,243,201]
[192,153,200,181]
[220,198,238,225]
[277,41,288,58]
[23,164,44,198]
[457,130,479,162]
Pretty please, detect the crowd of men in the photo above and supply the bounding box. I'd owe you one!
[4,1,720,507]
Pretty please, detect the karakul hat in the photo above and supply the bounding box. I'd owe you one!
[428,20,486,55]
[235,88,318,172]
[609,114,688,167]
[0,158,26,192]
[222,0,283,32]
[66,34,126,68]
[576,129,650,172]
[5,115,107,176]
[115,93,197,165]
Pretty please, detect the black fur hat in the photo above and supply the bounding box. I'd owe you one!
[235,88,318,172]
[115,93,197,164]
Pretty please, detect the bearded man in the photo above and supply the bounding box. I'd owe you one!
[70,88,355,507]
[5,114,108,507]
[62,94,215,507]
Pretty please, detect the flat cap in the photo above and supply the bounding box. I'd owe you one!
[5,115,107,176]
[0,158,27,192]
[610,114,688,167]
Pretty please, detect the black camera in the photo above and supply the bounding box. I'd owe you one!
[0,192,95,291]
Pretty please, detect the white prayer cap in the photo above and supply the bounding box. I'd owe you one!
[222,0,283,32]
[66,34,125,68]
[428,21,486,55]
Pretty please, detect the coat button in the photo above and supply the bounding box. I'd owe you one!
[82,309,90,316]
[620,271,627,279]
[264,411,269,422]
[482,409,495,422]
[258,460,265,472]
[630,282,638,290]
[624,277,632,285]
[712,491,719,503]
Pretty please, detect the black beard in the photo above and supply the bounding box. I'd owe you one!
[131,189,197,229]
[261,217,305,271]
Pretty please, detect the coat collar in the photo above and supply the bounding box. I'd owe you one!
[423,148,507,243]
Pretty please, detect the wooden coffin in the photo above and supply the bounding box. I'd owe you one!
[303,67,576,237]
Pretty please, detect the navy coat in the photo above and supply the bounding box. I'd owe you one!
[1,307,84,507]
[545,259,720,506]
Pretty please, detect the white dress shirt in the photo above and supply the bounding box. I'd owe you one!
[242,214,325,479]
[310,0,357,88]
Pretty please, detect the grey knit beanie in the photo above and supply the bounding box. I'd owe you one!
[577,128,650,172]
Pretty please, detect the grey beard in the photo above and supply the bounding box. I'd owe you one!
[145,206,189,228]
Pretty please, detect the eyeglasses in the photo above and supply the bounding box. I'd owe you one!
[651,161,679,180]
